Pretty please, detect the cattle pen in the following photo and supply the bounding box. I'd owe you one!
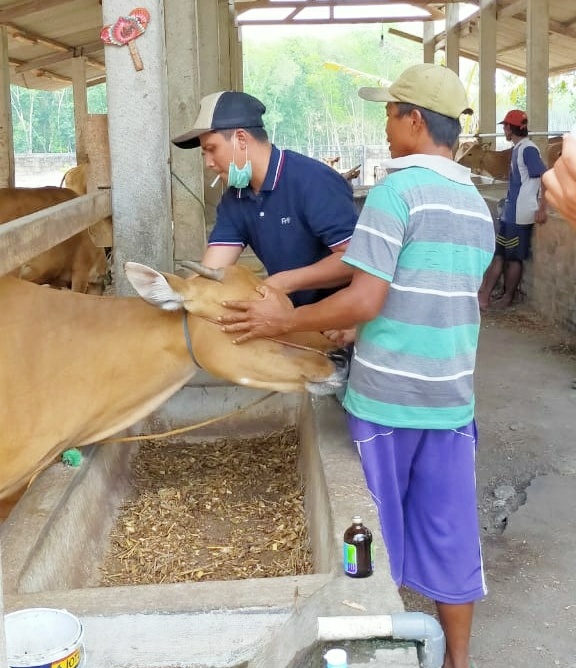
[0,200,434,667]
[2,0,576,664]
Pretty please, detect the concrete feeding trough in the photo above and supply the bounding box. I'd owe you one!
[2,379,421,668]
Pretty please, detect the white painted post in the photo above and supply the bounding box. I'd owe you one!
[102,0,173,295]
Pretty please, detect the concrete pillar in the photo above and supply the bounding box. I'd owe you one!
[478,0,497,144]
[165,0,205,261]
[71,57,88,165]
[526,0,549,158]
[102,0,173,295]
[423,22,435,64]
[445,3,460,75]
[0,26,14,188]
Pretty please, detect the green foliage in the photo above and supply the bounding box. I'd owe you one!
[243,26,422,151]
[11,83,107,153]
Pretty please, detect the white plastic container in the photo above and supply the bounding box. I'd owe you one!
[5,608,84,668]
[325,647,348,668]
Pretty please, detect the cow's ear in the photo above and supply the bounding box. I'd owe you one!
[124,262,185,311]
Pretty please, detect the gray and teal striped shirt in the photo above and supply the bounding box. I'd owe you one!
[342,154,495,429]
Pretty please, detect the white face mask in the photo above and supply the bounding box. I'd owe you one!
[227,133,252,188]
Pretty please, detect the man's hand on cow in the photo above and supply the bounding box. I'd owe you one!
[219,285,295,343]
[543,133,576,228]
[323,328,356,347]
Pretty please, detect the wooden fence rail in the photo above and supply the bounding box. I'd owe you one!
[0,190,112,277]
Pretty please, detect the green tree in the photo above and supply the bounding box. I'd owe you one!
[11,82,107,153]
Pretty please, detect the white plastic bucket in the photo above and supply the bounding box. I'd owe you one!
[5,608,84,668]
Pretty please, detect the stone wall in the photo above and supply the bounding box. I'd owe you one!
[524,214,576,332]
[14,153,76,187]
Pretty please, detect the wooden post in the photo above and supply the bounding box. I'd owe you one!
[71,57,89,165]
[423,22,435,64]
[479,0,497,145]
[445,3,460,75]
[0,26,14,188]
[526,0,549,158]
[86,113,113,247]
[165,0,205,262]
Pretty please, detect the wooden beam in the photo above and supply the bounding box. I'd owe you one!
[548,18,576,40]
[9,57,71,84]
[497,0,526,20]
[16,50,105,74]
[0,191,111,277]
[6,22,71,53]
[0,0,78,22]
[238,15,436,25]
[235,0,443,21]
[388,27,423,44]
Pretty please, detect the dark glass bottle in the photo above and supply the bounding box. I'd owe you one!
[343,516,373,578]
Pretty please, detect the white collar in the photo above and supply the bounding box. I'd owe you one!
[382,154,474,185]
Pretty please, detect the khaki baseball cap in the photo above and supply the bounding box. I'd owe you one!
[358,63,473,120]
[172,91,266,149]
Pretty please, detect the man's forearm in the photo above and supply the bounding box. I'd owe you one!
[266,252,353,293]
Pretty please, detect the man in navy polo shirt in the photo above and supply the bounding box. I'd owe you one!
[172,91,358,306]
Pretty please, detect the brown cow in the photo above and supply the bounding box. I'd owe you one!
[0,261,348,512]
[455,136,563,181]
[60,163,88,194]
[320,156,362,182]
[0,186,107,294]
[60,163,113,246]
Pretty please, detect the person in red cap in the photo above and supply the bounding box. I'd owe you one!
[478,109,548,310]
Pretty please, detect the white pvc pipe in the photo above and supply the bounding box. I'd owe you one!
[318,615,393,641]
[317,612,445,668]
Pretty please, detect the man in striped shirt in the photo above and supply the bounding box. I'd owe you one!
[220,64,495,668]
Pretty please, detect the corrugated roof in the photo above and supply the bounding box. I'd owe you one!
[1,0,575,92]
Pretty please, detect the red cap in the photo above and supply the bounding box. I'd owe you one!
[499,109,528,128]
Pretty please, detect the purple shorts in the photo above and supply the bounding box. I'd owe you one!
[347,415,487,605]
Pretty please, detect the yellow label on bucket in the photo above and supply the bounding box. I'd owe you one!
[52,648,81,668]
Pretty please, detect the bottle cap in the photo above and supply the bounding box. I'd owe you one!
[352,515,362,523]
[325,648,347,667]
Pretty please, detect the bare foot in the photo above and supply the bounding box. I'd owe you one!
[490,297,513,310]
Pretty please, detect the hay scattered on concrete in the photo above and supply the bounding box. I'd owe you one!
[99,426,313,586]
[483,306,576,358]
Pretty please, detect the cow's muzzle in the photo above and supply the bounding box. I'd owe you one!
[305,346,351,396]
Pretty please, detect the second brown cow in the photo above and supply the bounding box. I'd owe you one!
[0,186,107,294]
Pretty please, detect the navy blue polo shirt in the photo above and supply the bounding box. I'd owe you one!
[208,145,358,306]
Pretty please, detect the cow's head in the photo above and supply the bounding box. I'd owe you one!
[125,261,349,395]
